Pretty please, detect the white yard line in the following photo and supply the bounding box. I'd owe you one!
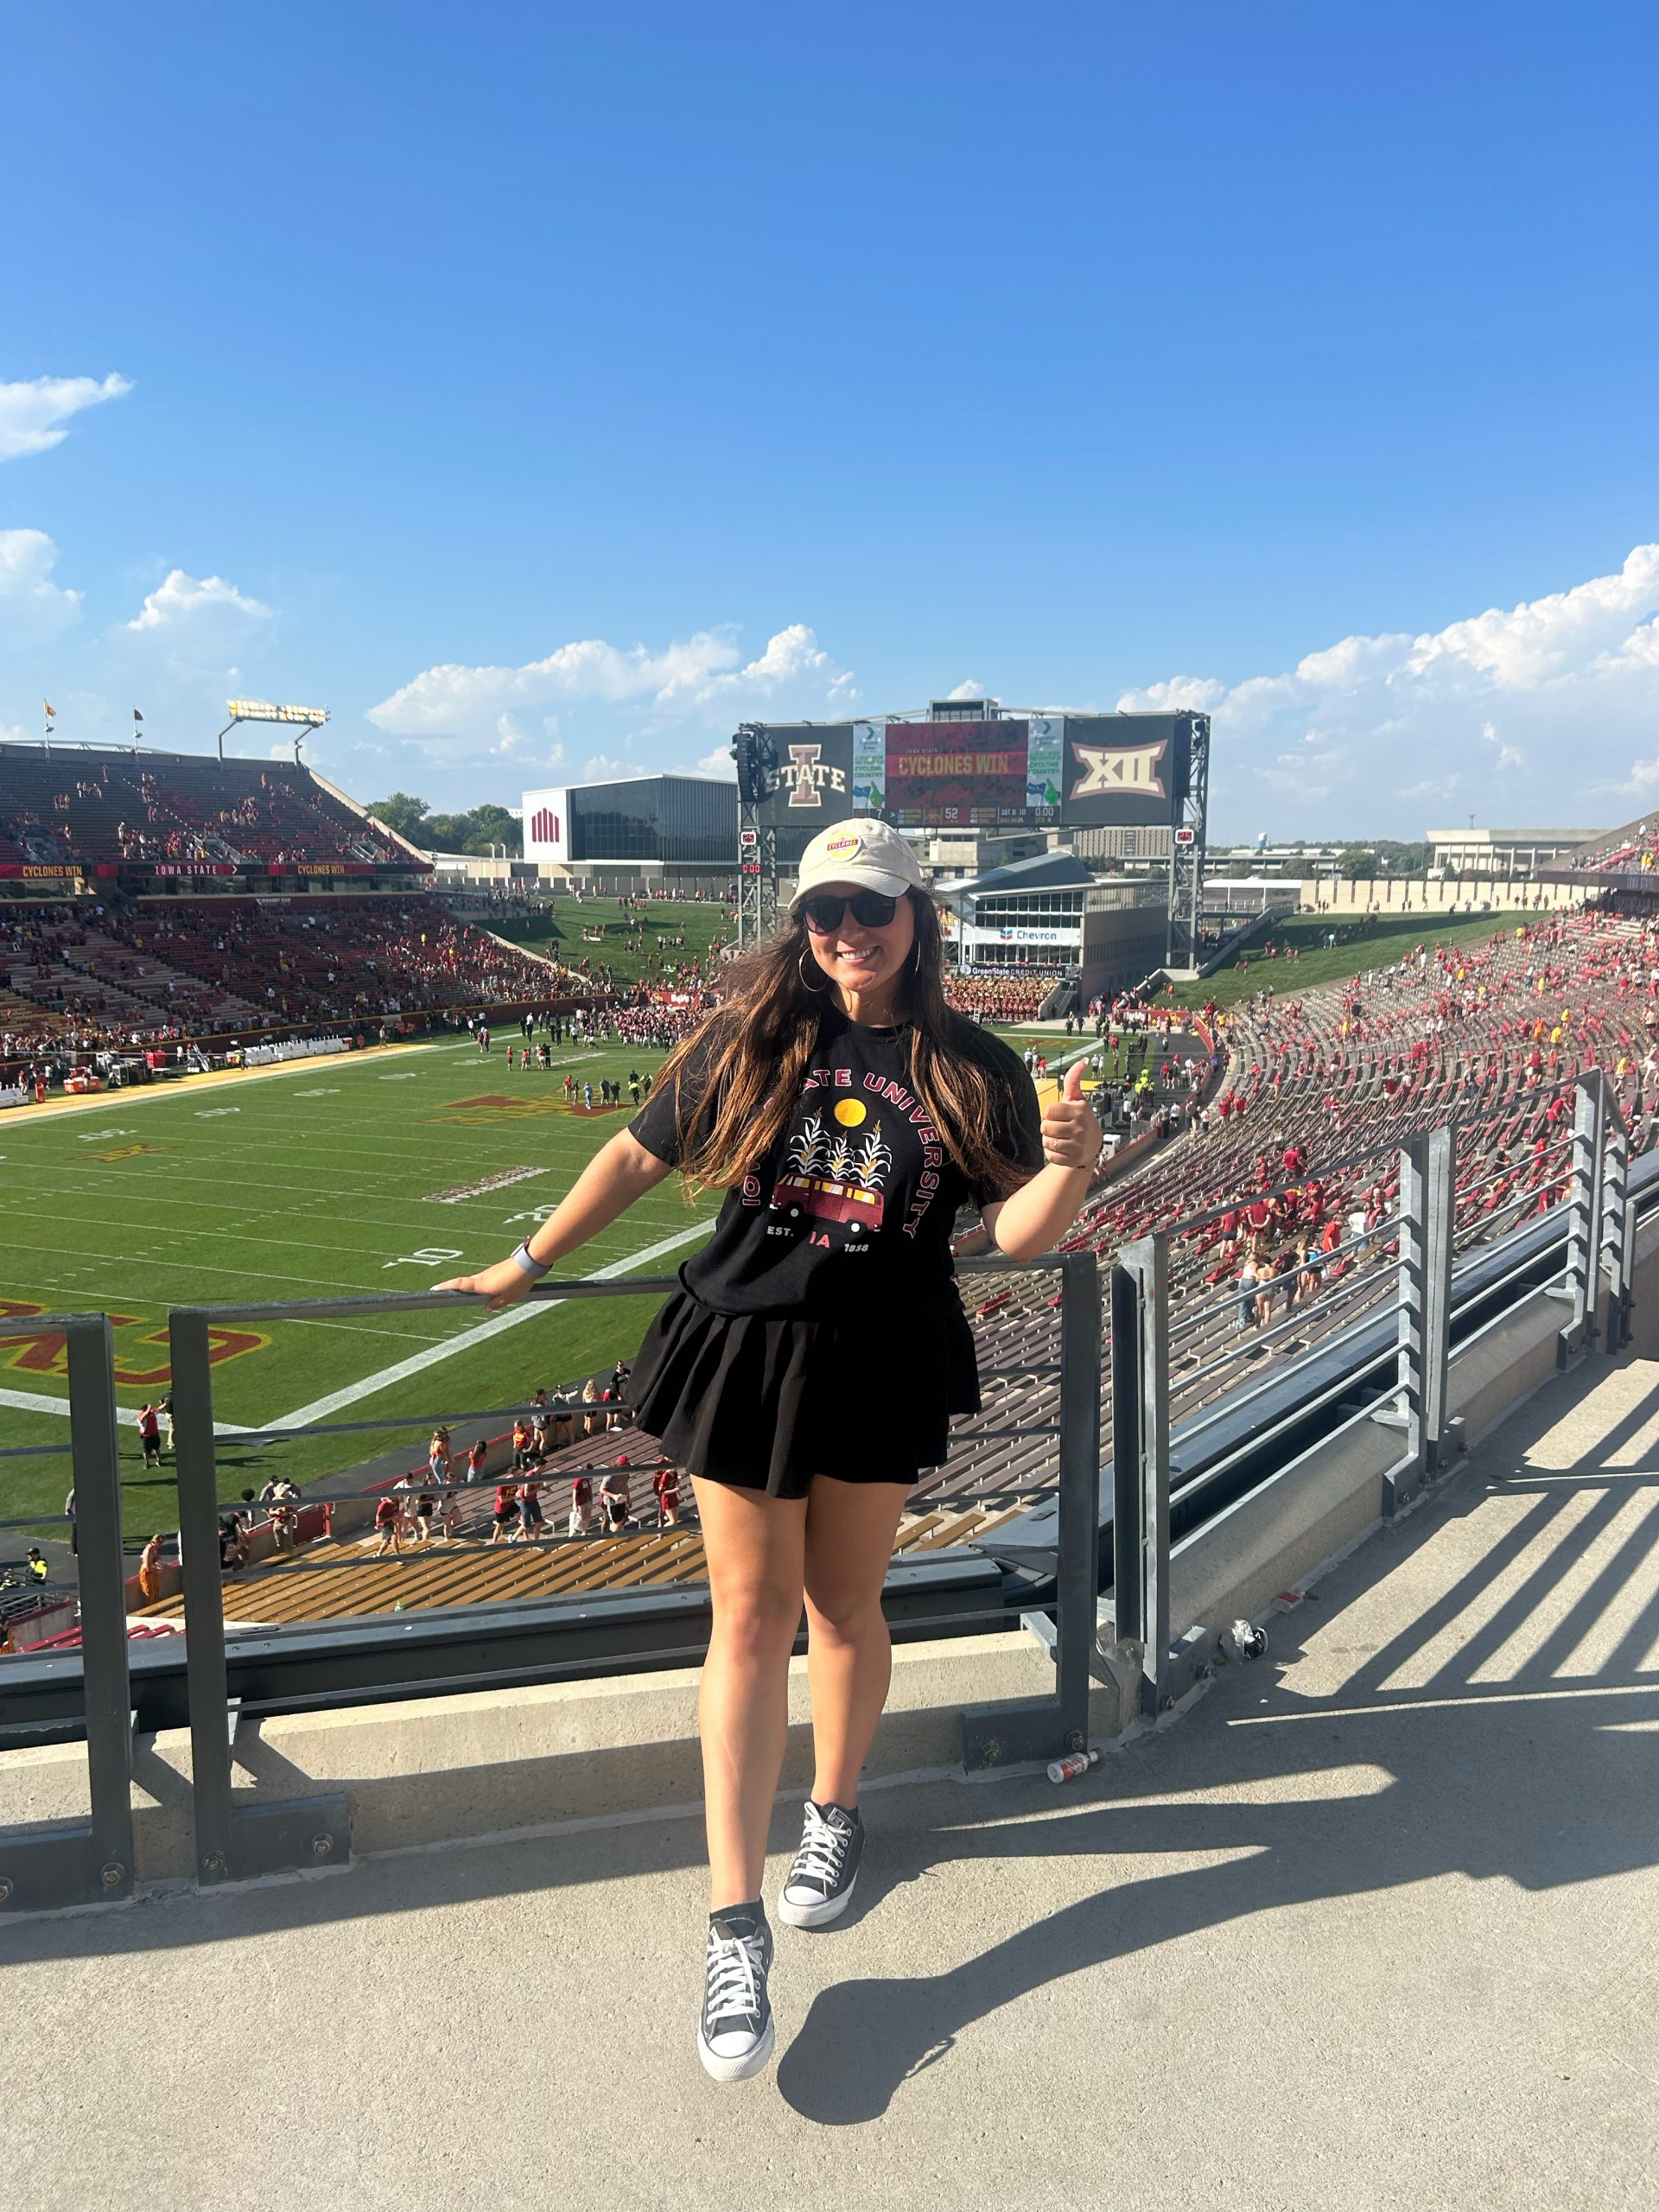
[266,1217,715,1432]
[0,1216,709,1436]
[0,1385,251,1436]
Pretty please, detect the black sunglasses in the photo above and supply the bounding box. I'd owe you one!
[797,889,900,934]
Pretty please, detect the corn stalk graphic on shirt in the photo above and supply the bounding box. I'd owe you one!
[775,1107,893,1229]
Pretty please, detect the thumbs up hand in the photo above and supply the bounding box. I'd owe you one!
[1040,1058,1098,1173]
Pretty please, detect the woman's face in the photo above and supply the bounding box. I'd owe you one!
[802,881,916,1009]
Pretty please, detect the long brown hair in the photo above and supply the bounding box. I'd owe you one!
[657,890,1033,1200]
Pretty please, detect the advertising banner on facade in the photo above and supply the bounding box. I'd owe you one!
[851,721,886,815]
[1026,715,1064,813]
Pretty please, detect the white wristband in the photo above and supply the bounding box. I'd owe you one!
[510,1240,552,1281]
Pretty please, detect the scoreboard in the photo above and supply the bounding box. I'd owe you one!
[748,711,1195,832]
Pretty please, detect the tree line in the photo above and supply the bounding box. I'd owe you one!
[365,792,522,856]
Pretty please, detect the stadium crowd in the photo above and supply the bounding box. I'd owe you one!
[0,747,410,872]
[943,967,1066,1022]
[1567,820,1659,880]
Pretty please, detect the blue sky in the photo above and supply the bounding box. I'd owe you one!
[3,0,1656,837]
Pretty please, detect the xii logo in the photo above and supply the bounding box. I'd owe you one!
[1069,740,1168,800]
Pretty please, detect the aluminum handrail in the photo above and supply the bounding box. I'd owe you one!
[156,1250,1099,1888]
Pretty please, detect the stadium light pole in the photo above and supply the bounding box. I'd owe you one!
[218,697,330,762]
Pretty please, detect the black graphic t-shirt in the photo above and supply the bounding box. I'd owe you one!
[628,1007,1044,1317]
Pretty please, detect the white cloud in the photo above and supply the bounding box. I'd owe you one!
[367,621,846,741]
[126,569,271,632]
[692,746,739,779]
[944,677,987,700]
[582,753,653,782]
[0,373,131,462]
[1117,544,1659,835]
[0,528,83,640]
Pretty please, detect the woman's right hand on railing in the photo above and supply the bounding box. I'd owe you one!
[435,1259,538,1313]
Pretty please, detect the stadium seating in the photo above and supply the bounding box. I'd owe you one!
[915,904,1658,1514]
[1559,818,1659,885]
[96,896,578,1025]
[0,747,416,872]
[3,910,263,1033]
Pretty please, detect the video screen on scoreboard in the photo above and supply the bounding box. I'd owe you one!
[883,720,1033,828]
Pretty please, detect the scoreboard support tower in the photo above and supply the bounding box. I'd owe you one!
[733,724,779,948]
[1164,713,1211,974]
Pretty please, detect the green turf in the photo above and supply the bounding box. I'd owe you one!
[0,1037,720,1533]
[1161,909,1535,1013]
[492,896,732,991]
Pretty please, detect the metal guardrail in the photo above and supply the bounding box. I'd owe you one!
[0,1312,134,1913]
[1098,1071,1635,1720]
[0,1255,1097,1901]
[0,1071,1639,1910]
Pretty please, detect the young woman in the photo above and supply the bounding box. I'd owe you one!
[438,819,1097,2083]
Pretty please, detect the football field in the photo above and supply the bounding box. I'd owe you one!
[0,1037,717,1525]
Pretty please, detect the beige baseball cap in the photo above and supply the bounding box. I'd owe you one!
[793,817,925,904]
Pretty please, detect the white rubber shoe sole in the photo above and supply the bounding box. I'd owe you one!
[777,1869,858,1929]
[697,2012,776,2082]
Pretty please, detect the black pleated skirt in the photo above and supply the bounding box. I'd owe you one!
[625,1282,981,1499]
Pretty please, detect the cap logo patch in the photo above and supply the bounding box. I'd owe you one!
[823,830,861,860]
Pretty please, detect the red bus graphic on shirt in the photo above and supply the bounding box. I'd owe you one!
[771,1110,892,1230]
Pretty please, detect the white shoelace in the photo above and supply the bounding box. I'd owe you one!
[789,1806,850,1890]
[705,1929,766,2023]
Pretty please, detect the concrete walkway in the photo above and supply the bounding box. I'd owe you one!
[7,1352,1659,2210]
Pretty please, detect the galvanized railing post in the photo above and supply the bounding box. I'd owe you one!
[1556,1074,1605,1361]
[1422,1123,1456,1468]
[1109,1261,1143,1650]
[1141,1234,1171,1717]
[1601,1117,1633,1353]
[1113,1234,1170,1716]
[1382,1133,1428,1515]
[65,1314,137,1904]
[169,1308,234,1886]
[1054,1250,1102,1756]
[961,1253,1105,1770]
[169,1308,348,1887]
[0,1312,136,1914]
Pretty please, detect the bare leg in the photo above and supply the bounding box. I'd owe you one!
[802,1478,911,1811]
[693,1476,807,1912]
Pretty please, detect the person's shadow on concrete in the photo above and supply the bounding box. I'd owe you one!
[776,1454,1659,2121]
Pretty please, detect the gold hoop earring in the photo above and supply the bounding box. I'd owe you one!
[798,948,829,994]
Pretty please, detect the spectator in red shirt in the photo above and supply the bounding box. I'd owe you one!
[568,1472,595,1538]
[489,1481,521,1544]
[652,1459,682,1529]
[372,1494,403,1556]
